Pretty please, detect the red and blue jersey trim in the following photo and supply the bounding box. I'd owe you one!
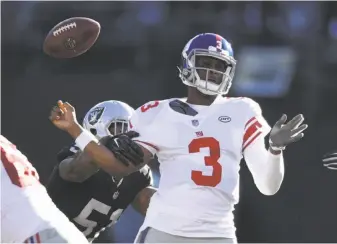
[24,233,41,243]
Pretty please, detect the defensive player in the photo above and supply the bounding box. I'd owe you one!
[322,150,337,170]
[0,135,88,243]
[47,100,155,243]
[49,33,308,243]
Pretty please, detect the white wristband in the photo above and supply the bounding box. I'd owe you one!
[269,139,286,151]
[75,130,99,151]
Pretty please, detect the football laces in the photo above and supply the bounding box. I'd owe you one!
[53,22,77,37]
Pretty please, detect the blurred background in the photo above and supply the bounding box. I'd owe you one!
[1,1,337,243]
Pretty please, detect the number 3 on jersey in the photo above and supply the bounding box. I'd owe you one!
[141,101,159,113]
[189,137,222,187]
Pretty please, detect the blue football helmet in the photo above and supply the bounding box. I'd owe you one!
[178,33,237,96]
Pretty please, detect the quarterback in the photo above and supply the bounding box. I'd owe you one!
[49,33,308,243]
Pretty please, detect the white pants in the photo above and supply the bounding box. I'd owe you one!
[135,227,237,243]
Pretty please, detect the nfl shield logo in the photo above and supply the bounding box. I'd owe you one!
[192,120,199,126]
[88,107,105,125]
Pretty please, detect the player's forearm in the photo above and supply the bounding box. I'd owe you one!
[257,150,284,195]
[66,123,135,177]
[132,187,156,216]
[244,138,285,196]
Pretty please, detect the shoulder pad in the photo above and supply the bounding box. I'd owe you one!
[130,100,167,129]
[126,165,153,187]
[137,100,166,113]
[226,97,262,116]
[139,165,153,186]
[240,97,262,115]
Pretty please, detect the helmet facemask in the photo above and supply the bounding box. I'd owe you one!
[88,119,129,138]
[107,119,129,136]
[179,48,236,96]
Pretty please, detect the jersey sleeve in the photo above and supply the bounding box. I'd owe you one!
[56,143,80,163]
[242,98,271,152]
[129,101,161,156]
[136,165,153,187]
[47,143,80,190]
[121,165,153,204]
[0,136,41,188]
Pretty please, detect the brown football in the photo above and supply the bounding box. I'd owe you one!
[43,17,100,59]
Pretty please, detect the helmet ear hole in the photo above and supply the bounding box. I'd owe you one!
[90,128,97,136]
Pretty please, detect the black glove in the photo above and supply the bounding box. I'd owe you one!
[104,131,144,167]
[269,114,308,151]
[322,150,337,170]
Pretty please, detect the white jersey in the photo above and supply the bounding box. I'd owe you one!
[130,96,271,238]
[0,135,86,243]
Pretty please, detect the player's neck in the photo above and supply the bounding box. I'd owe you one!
[186,88,218,106]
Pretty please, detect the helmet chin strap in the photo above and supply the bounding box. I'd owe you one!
[197,86,219,96]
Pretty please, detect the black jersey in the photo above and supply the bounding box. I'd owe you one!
[47,144,152,241]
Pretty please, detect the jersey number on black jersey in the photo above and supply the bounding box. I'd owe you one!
[73,198,123,238]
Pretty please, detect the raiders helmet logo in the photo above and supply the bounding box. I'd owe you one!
[88,107,105,125]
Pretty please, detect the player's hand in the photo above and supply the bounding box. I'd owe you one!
[104,131,144,167]
[322,150,337,170]
[49,100,80,132]
[269,114,308,150]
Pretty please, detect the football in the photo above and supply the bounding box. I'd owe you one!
[43,17,101,59]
